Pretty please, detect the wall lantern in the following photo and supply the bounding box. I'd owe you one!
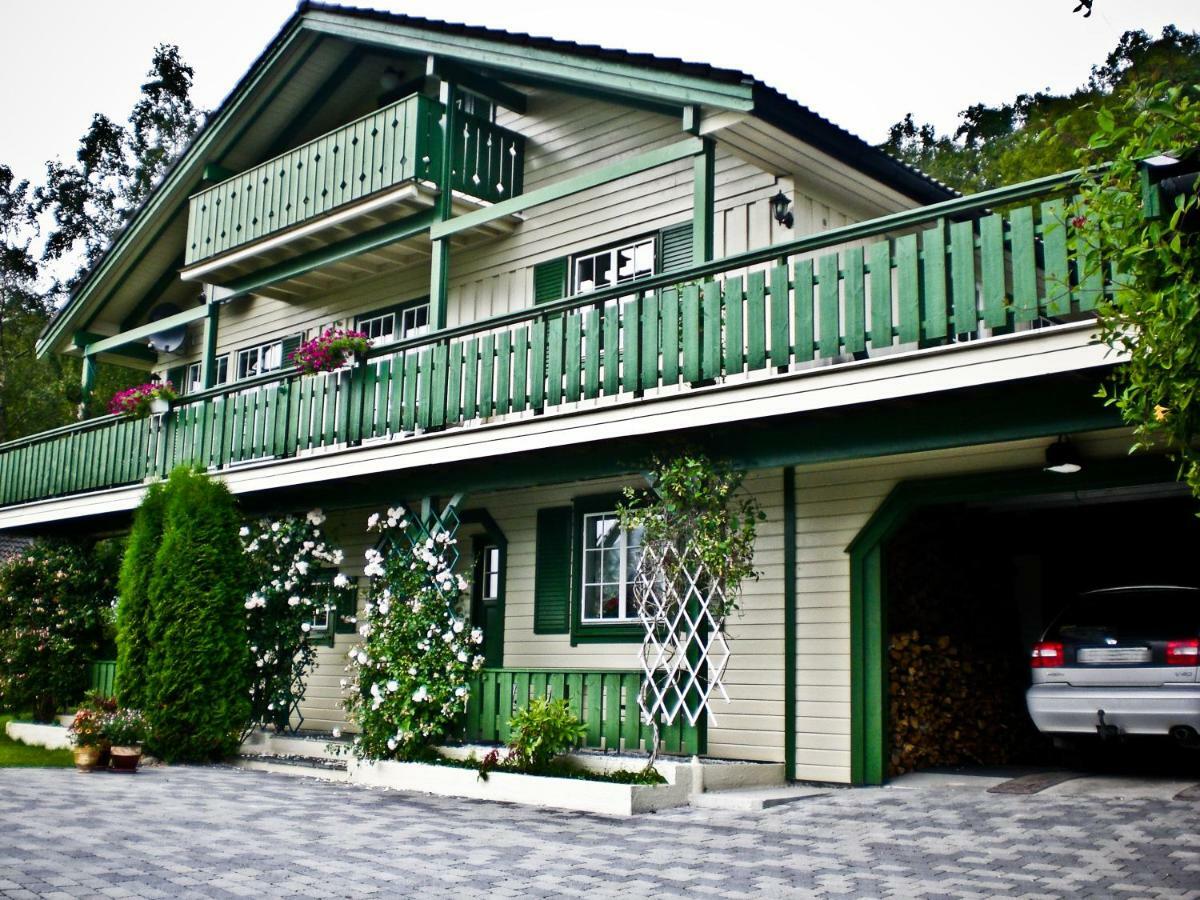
[770,191,794,229]
[1044,436,1083,475]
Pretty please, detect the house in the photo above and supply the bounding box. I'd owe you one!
[0,3,1183,787]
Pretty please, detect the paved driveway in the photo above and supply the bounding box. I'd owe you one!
[1,765,1198,898]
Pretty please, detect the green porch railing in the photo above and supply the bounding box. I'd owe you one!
[0,172,1118,510]
[89,660,117,697]
[184,94,525,266]
[463,667,701,755]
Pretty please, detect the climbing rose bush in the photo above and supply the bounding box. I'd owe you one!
[344,507,483,760]
[289,328,371,375]
[243,509,346,733]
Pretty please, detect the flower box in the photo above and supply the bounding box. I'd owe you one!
[290,329,372,375]
[109,382,178,418]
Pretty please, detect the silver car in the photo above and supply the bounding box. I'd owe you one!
[1026,586,1200,746]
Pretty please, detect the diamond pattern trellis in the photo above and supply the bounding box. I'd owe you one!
[373,495,464,599]
[633,540,731,731]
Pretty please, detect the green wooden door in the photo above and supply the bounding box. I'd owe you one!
[471,537,505,668]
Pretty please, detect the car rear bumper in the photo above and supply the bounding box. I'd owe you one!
[1026,684,1200,735]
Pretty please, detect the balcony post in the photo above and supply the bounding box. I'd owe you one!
[429,75,459,331]
[684,107,715,265]
[79,353,97,420]
[200,299,220,390]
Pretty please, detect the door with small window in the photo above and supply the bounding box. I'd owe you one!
[470,539,505,668]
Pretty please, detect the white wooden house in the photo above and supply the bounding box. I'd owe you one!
[1,3,1175,785]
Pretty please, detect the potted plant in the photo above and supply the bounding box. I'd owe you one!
[108,381,179,418]
[290,328,372,375]
[67,708,106,772]
[103,708,149,772]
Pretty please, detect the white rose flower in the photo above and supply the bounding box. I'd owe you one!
[271,522,281,532]
[301,622,311,632]
[387,737,397,751]
[331,727,341,739]
[332,550,344,564]
[333,573,349,589]
[456,651,468,663]
[470,628,483,644]
[288,596,301,607]
[386,680,399,692]
[307,508,326,526]
[295,561,309,575]
[452,620,464,634]
[367,513,380,529]
[412,686,428,703]
[454,686,468,698]
[238,526,251,538]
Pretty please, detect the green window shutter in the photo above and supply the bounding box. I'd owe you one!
[164,366,186,390]
[534,257,568,305]
[280,333,303,368]
[533,506,573,634]
[334,577,359,635]
[658,222,693,273]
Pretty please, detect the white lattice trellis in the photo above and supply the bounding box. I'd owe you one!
[633,540,731,734]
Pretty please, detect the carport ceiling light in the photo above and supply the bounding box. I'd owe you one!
[1044,437,1083,475]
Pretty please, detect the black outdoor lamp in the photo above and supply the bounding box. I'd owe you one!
[1044,436,1083,475]
[771,190,794,229]
[1139,151,1200,231]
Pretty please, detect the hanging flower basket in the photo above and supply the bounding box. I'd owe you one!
[290,329,372,375]
[108,382,178,419]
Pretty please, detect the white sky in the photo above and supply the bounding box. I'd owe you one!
[3,0,1200,185]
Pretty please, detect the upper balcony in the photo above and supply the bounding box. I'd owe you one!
[0,173,1122,521]
[182,92,525,285]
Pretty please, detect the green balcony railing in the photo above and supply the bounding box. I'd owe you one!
[463,667,701,755]
[89,660,117,698]
[184,94,525,266]
[0,171,1117,511]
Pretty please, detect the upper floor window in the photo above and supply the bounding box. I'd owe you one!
[237,341,283,380]
[580,511,644,622]
[572,237,655,295]
[184,356,229,395]
[356,301,430,345]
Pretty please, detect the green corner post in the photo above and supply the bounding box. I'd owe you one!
[79,352,97,419]
[200,300,220,389]
[428,67,458,332]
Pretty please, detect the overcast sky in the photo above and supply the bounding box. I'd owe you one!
[3,0,1200,185]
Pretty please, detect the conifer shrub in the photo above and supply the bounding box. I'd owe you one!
[115,481,165,710]
[142,467,251,762]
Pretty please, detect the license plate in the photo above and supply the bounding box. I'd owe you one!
[1077,646,1151,664]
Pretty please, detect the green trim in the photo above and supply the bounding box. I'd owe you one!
[782,465,796,782]
[693,137,715,264]
[221,210,436,297]
[569,491,643,647]
[532,506,573,635]
[429,80,457,331]
[84,305,209,356]
[200,304,220,390]
[846,455,1180,786]
[431,136,705,240]
[72,332,157,364]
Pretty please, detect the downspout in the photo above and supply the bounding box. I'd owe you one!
[783,465,796,782]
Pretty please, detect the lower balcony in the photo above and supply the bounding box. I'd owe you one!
[0,174,1120,516]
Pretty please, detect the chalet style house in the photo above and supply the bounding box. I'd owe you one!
[0,3,1176,786]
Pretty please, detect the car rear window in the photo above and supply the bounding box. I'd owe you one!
[1049,589,1200,640]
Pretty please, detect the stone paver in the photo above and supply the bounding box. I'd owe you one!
[1,765,1198,898]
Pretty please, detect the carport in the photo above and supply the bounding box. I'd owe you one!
[847,456,1191,785]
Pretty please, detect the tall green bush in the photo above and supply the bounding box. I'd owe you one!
[115,481,165,709]
[0,540,118,721]
[142,467,250,761]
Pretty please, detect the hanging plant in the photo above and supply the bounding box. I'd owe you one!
[343,507,484,761]
[242,509,346,734]
[107,381,178,418]
[290,328,372,375]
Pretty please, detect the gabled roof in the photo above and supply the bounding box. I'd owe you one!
[40,2,953,359]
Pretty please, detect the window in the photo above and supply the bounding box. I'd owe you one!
[572,237,655,296]
[356,301,430,346]
[184,356,229,395]
[236,341,283,380]
[481,545,501,602]
[580,512,644,622]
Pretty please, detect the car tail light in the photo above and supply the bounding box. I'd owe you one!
[1166,638,1200,666]
[1031,641,1064,668]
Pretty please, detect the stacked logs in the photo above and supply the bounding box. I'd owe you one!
[888,629,1029,776]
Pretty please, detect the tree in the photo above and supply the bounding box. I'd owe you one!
[1072,82,1200,499]
[114,481,166,710]
[880,27,1200,194]
[142,467,250,762]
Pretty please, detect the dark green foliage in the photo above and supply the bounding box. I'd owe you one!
[506,698,588,771]
[141,468,250,762]
[880,27,1200,193]
[0,540,118,721]
[115,481,165,709]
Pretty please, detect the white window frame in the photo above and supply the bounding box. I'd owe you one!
[580,511,644,623]
[358,311,396,344]
[572,236,656,296]
[184,355,229,395]
[356,301,430,347]
[236,341,283,380]
[481,545,501,602]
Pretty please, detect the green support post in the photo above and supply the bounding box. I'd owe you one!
[200,301,220,389]
[79,353,97,419]
[429,76,458,331]
[693,137,715,264]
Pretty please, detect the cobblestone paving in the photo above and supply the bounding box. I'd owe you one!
[1,765,1198,898]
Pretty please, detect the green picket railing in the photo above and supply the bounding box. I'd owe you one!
[463,667,701,755]
[185,93,525,266]
[0,171,1115,511]
[89,660,117,698]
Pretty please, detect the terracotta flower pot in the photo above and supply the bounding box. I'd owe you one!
[73,745,102,772]
[109,745,143,773]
